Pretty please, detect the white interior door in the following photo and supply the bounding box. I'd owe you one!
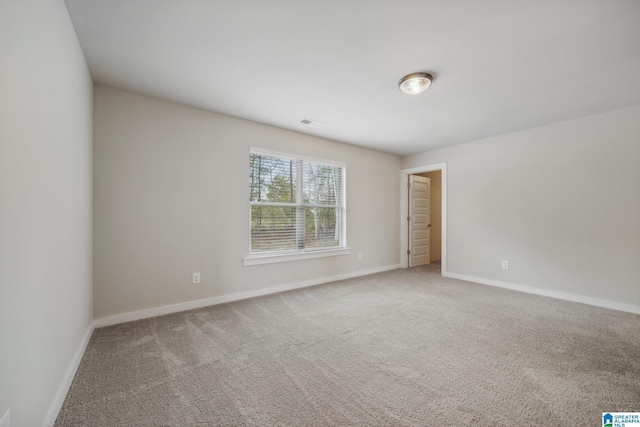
[408,175,431,267]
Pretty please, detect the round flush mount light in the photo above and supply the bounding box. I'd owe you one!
[398,72,433,95]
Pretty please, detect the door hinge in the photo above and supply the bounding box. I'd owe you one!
[407,216,410,221]
[407,180,411,188]
[407,250,410,255]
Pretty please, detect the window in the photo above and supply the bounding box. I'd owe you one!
[248,149,346,258]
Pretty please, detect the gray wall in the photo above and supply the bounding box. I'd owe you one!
[0,0,94,425]
[403,105,640,308]
[93,85,401,319]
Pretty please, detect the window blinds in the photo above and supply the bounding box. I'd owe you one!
[249,151,345,253]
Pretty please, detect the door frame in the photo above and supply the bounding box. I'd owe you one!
[400,162,447,273]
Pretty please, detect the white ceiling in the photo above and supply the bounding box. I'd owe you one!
[65,0,640,156]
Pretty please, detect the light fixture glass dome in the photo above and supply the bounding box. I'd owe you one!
[399,72,433,95]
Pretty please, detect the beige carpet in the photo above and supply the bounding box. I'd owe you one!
[55,265,640,426]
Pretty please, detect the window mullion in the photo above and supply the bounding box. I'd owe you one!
[296,159,305,250]
[251,201,297,207]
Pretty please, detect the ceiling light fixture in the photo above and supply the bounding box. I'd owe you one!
[398,72,433,95]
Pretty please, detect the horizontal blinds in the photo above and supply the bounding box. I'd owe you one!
[250,152,344,253]
[251,206,298,252]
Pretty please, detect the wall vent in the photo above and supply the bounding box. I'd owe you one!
[298,117,324,128]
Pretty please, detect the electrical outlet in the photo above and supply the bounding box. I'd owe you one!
[501,260,509,270]
[0,409,10,427]
[357,252,363,261]
[192,272,201,284]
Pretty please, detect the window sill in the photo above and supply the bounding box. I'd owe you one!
[243,248,351,266]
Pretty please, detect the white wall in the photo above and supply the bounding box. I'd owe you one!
[403,105,640,310]
[0,0,93,425]
[93,85,400,319]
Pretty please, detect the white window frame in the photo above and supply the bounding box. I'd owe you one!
[243,147,349,266]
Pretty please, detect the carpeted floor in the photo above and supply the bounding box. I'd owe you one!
[55,265,640,426]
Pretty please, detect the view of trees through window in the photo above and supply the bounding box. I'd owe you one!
[250,152,344,253]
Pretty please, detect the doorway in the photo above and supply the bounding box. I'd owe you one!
[416,170,442,266]
[400,163,447,274]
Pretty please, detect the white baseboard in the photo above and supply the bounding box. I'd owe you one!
[43,321,95,427]
[94,264,402,328]
[443,272,640,315]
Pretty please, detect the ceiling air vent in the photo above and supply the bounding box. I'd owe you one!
[298,117,324,128]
